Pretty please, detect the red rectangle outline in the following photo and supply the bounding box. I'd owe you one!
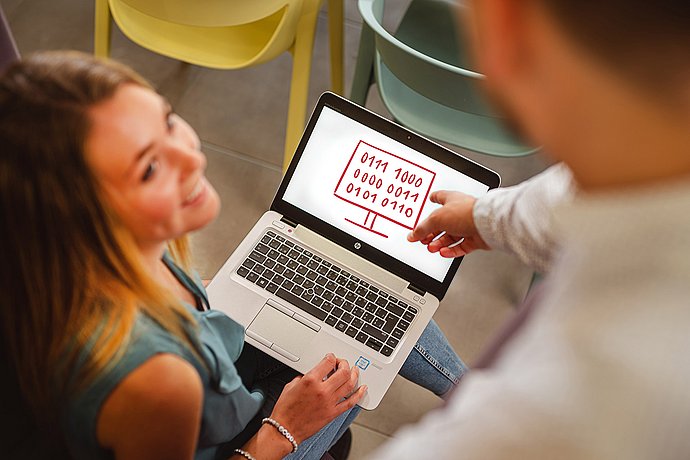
[333,140,437,230]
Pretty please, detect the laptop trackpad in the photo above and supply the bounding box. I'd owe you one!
[247,305,317,361]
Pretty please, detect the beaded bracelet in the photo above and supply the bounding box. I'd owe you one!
[262,417,299,453]
[233,448,257,460]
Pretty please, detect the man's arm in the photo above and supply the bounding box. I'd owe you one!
[473,163,574,273]
[409,163,575,273]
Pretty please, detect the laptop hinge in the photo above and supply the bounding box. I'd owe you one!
[407,283,426,297]
[280,216,298,228]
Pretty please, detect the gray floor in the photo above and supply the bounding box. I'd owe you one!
[3,0,550,456]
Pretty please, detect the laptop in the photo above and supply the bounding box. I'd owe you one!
[207,92,500,409]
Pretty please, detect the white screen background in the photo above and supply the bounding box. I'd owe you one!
[283,107,490,282]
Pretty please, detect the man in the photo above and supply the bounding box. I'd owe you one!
[370,0,690,458]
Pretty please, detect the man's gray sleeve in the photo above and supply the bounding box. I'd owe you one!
[472,163,575,273]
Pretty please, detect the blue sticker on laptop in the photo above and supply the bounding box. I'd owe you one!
[355,356,370,371]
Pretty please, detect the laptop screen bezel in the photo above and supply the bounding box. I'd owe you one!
[271,92,500,300]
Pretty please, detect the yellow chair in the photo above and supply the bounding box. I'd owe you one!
[94,0,344,170]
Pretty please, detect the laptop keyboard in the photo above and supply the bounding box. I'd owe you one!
[236,231,419,357]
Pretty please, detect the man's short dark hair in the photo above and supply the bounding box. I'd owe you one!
[540,0,690,91]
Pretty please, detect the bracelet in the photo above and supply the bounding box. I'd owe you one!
[262,417,299,453]
[233,448,257,460]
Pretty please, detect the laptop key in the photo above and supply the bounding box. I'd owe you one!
[283,270,295,280]
[256,277,269,289]
[347,281,358,291]
[313,297,324,307]
[276,288,327,321]
[346,327,358,338]
[278,254,289,265]
[392,328,404,339]
[381,346,394,357]
[242,259,256,269]
[303,279,315,289]
[264,259,276,269]
[273,275,285,286]
[307,260,320,270]
[355,332,368,343]
[266,282,279,294]
[372,317,385,330]
[249,251,266,263]
[326,281,338,291]
[296,265,308,275]
[278,245,290,254]
[383,314,398,333]
[403,310,416,322]
[365,292,377,302]
[291,285,304,296]
[282,280,295,291]
[375,307,387,318]
[386,336,399,348]
[351,318,364,329]
[325,315,338,326]
[247,272,259,283]
[323,291,334,301]
[293,275,305,285]
[366,337,383,352]
[313,285,325,296]
[317,265,329,275]
[306,270,318,280]
[256,243,270,254]
[268,239,281,249]
[332,296,344,306]
[237,266,250,277]
[362,324,387,342]
[298,255,310,264]
[385,303,405,317]
[342,302,354,312]
[335,321,348,332]
[341,312,354,323]
[331,307,344,318]
[365,302,377,313]
[326,271,338,280]
[375,297,387,307]
[398,319,411,331]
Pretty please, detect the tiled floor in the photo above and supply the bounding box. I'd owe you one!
[4,0,549,457]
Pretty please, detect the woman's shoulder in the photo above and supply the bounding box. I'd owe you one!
[96,353,203,459]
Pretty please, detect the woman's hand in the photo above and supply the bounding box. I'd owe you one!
[269,353,365,444]
[408,190,489,258]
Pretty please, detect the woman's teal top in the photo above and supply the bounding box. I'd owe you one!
[62,254,264,460]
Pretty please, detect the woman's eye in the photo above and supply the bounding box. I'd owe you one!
[142,160,159,182]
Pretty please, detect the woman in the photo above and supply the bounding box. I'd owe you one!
[0,51,465,460]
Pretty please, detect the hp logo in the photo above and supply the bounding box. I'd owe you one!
[354,242,362,250]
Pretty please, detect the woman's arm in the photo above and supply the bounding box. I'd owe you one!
[97,353,203,460]
[230,354,366,460]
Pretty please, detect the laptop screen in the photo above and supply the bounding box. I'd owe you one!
[274,93,499,299]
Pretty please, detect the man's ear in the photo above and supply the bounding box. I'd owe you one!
[467,0,529,86]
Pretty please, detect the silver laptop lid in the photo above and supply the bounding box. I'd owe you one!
[272,92,500,299]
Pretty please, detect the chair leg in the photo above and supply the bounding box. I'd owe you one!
[327,0,344,95]
[283,4,320,172]
[349,21,375,105]
[94,0,112,57]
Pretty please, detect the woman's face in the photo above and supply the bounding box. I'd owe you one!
[85,84,220,254]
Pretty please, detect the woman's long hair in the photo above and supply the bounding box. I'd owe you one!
[0,51,199,420]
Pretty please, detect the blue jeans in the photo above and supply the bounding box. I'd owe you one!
[268,319,466,459]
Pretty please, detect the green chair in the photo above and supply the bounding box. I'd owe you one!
[351,0,538,157]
